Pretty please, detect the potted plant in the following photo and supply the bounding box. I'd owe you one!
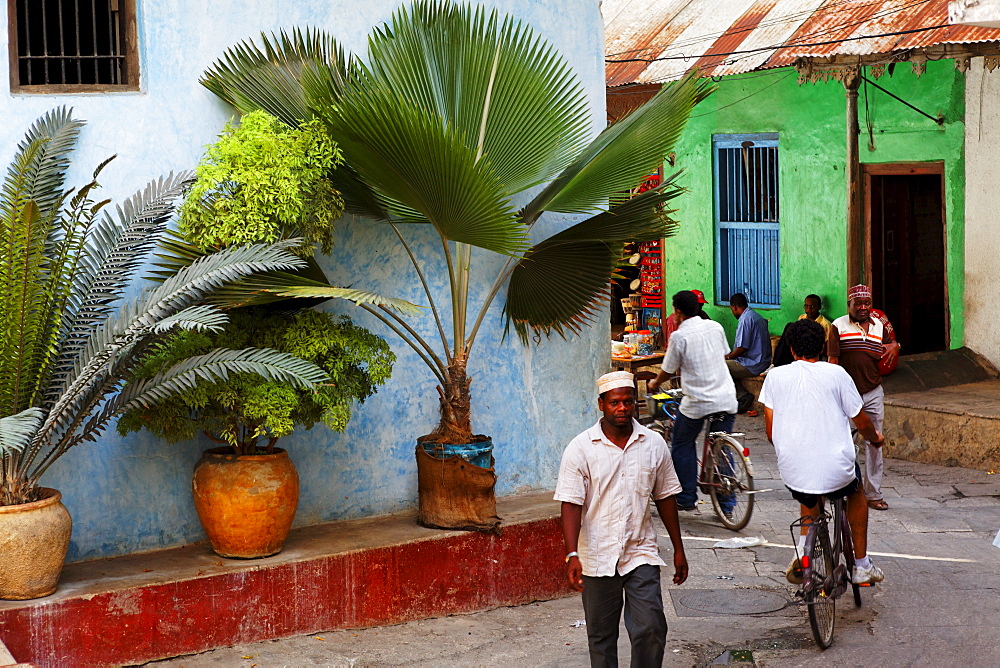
[200,2,710,531]
[118,308,394,557]
[117,110,401,558]
[0,108,331,599]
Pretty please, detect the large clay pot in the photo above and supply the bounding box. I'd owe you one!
[416,436,500,533]
[192,447,299,558]
[0,488,72,600]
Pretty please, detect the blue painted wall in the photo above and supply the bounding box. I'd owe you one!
[0,0,609,561]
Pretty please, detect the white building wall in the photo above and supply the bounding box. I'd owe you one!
[0,0,609,561]
[964,57,1000,368]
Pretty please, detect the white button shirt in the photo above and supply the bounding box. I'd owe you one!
[554,419,682,577]
[662,317,738,418]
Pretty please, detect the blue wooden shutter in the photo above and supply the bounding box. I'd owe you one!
[713,133,780,308]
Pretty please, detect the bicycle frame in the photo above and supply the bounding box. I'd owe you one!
[790,497,854,602]
[698,425,749,492]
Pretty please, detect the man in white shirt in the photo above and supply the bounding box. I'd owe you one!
[648,290,738,512]
[555,371,688,667]
[760,319,885,585]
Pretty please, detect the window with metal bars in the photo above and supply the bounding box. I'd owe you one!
[712,133,780,308]
[8,0,138,92]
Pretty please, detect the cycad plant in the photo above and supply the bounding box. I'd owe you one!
[201,1,711,445]
[0,108,331,507]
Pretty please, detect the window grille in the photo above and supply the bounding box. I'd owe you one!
[9,0,138,90]
[713,133,780,308]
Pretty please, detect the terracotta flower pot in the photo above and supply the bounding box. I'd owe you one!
[192,447,299,558]
[0,488,72,600]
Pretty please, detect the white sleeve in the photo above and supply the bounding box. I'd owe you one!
[553,443,587,505]
[662,335,682,374]
[837,368,864,418]
[759,373,775,409]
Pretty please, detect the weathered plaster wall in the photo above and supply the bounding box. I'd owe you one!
[963,58,1000,369]
[665,62,965,345]
[0,0,608,561]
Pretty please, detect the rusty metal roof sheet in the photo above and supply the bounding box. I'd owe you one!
[605,0,1000,85]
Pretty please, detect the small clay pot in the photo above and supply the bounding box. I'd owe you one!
[192,448,299,558]
[0,488,72,600]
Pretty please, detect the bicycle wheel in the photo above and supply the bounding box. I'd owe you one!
[806,524,836,649]
[708,436,754,530]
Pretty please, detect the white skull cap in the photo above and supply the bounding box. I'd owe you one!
[598,371,634,395]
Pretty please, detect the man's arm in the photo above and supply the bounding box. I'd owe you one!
[764,406,774,443]
[725,346,748,360]
[653,496,688,585]
[851,410,884,447]
[560,502,584,591]
[827,323,840,365]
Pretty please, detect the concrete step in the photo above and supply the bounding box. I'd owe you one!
[0,493,570,667]
[884,380,1000,472]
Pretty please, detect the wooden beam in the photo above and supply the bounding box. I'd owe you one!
[845,68,863,289]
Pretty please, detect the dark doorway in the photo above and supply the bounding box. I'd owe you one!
[865,164,947,354]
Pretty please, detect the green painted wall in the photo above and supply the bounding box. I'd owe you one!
[664,61,965,346]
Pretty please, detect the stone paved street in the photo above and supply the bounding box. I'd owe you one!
[151,415,1000,667]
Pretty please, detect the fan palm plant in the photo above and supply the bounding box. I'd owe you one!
[200,1,710,446]
[0,108,332,508]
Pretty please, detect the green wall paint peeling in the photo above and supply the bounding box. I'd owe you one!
[664,61,965,347]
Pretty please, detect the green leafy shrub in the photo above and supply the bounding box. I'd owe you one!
[118,308,394,454]
[180,110,344,254]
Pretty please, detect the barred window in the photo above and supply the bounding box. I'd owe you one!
[713,133,781,308]
[8,0,139,92]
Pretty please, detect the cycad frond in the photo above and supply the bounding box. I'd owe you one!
[118,347,330,411]
[0,408,45,455]
[150,305,229,333]
[44,173,193,406]
[0,107,82,224]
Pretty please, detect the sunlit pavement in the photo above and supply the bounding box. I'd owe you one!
[151,415,1000,667]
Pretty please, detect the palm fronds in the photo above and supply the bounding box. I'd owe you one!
[201,1,711,444]
[504,178,685,341]
[201,27,351,126]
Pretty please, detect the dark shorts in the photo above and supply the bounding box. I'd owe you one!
[787,463,862,509]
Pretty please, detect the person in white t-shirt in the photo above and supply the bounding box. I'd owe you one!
[759,319,886,585]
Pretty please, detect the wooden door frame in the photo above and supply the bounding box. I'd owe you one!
[861,161,948,347]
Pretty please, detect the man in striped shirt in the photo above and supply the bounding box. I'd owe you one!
[828,284,900,511]
[555,371,688,667]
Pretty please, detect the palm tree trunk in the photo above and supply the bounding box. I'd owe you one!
[430,357,474,444]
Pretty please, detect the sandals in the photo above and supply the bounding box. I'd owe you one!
[868,499,889,511]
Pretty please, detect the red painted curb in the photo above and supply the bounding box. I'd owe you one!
[0,496,572,667]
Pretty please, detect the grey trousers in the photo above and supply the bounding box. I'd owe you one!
[581,564,667,668]
[858,385,885,500]
[726,359,756,413]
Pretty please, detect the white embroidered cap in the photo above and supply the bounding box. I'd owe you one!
[597,371,634,395]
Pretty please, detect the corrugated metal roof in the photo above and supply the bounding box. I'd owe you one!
[605,0,1000,85]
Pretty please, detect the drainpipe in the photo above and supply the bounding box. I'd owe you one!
[844,68,863,289]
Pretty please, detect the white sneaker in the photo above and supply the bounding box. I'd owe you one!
[852,562,884,585]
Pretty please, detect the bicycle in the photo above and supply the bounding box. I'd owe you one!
[646,389,755,530]
[789,495,863,649]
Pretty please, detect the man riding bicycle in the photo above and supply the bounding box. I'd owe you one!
[648,290,738,514]
[759,319,885,585]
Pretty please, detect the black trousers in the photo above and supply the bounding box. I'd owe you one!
[581,564,667,667]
